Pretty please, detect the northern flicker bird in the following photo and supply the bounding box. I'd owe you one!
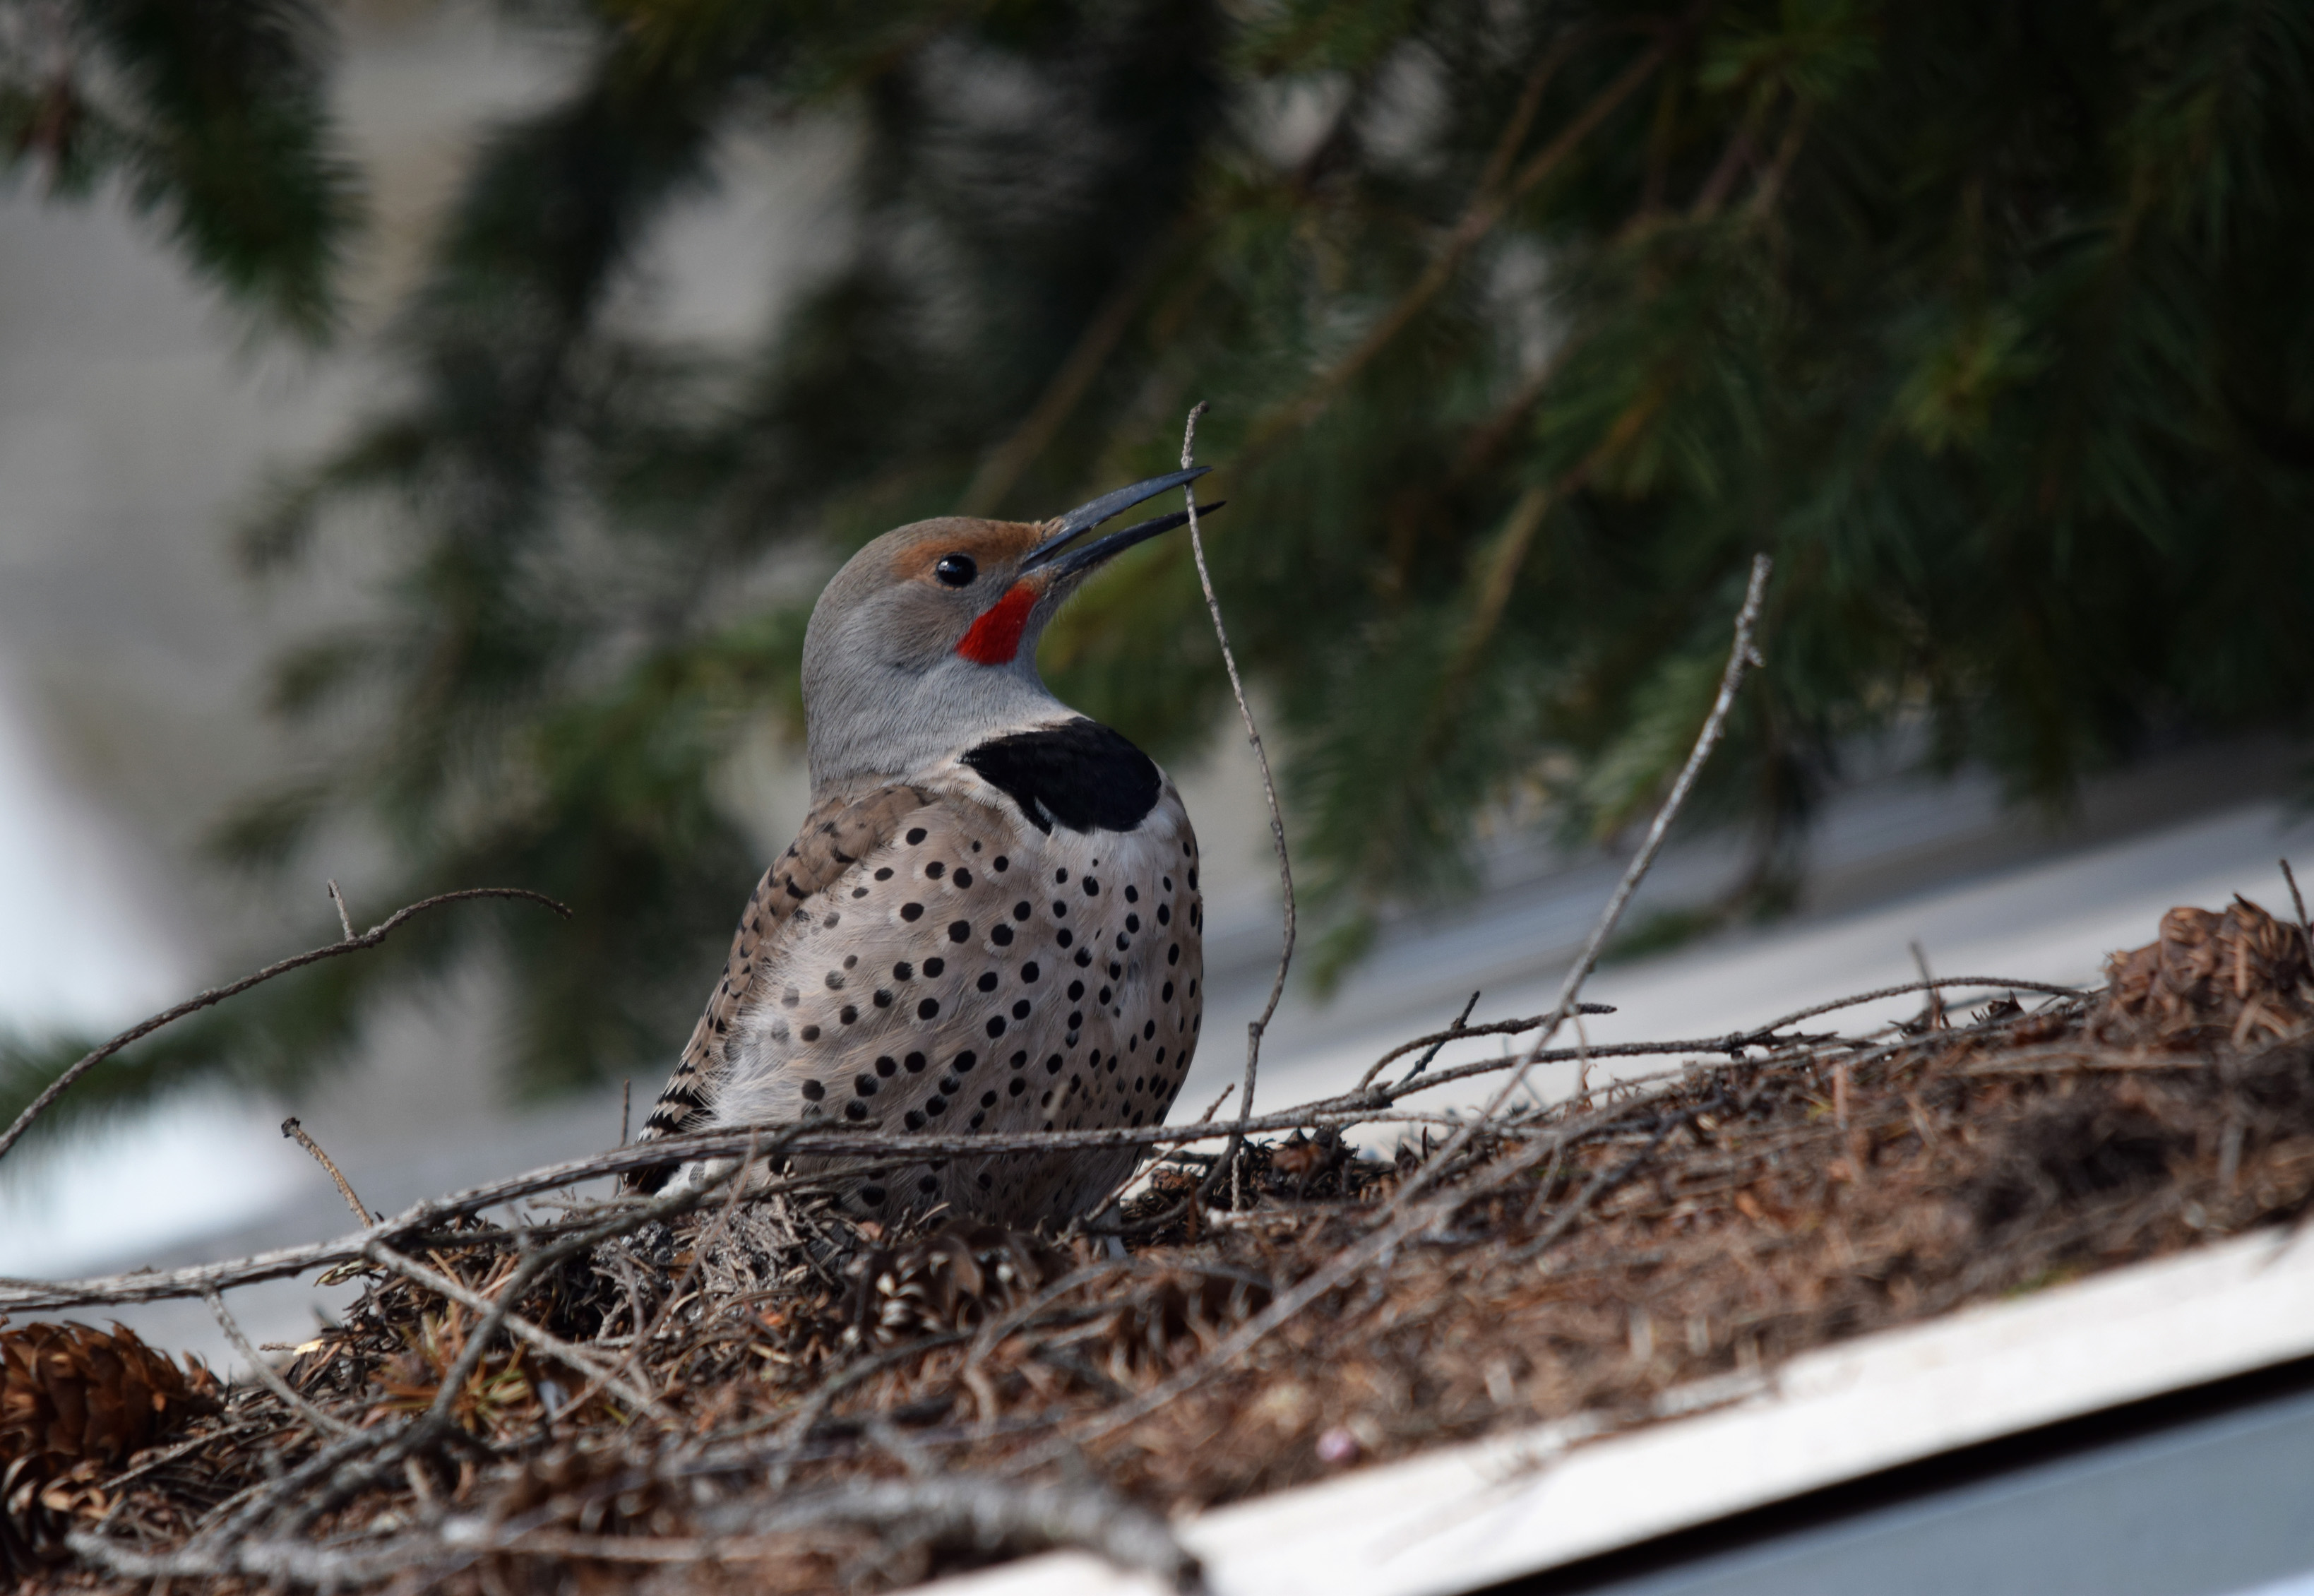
[630,470,1220,1227]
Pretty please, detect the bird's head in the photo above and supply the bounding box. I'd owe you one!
[801,468,1222,790]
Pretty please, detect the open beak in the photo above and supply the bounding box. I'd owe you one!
[1018,466,1226,582]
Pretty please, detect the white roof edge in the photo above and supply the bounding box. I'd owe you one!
[927,1224,2314,1596]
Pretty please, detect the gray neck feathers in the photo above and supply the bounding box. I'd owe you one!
[802,609,1070,795]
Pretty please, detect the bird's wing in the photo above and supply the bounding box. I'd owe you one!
[633,783,933,1155]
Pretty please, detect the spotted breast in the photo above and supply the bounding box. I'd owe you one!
[637,717,1205,1228]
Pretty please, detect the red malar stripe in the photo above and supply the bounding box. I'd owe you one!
[955,583,1038,665]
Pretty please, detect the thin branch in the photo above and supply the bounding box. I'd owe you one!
[1181,402,1294,1211]
[2282,858,2311,959]
[1910,941,1944,1031]
[0,886,571,1163]
[1388,554,1771,1216]
[203,1287,357,1439]
[364,1243,669,1420]
[569,1136,759,1417]
[1396,991,1481,1088]
[281,1116,370,1225]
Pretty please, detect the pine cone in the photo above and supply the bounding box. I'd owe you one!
[848,1223,1072,1344]
[2094,897,2314,1049]
[1,1321,217,1573]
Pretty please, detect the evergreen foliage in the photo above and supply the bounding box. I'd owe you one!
[0,0,359,338]
[12,0,2314,1137]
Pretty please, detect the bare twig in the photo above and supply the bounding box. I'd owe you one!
[203,1287,357,1439]
[700,1476,1203,1593]
[0,886,571,1163]
[1398,991,1484,1089]
[1911,941,1944,1031]
[2282,859,2311,960]
[579,1136,761,1415]
[364,1243,669,1420]
[1388,554,1772,1215]
[1508,1113,1683,1263]
[281,1116,371,1225]
[1181,402,1295,1211]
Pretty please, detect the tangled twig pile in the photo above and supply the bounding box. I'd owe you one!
[6,547,2312,1593]
[4,894,2313,1593]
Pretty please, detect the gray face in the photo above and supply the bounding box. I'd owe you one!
[801,516,1083,791]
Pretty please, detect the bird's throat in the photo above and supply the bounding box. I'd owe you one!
[955,583,1038,665]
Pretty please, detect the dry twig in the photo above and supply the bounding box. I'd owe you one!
[0,886,570,1163]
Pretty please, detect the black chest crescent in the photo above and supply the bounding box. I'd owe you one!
[961,719,1161,834]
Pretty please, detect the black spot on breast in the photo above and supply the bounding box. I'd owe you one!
[926,861,946,879]
[924,957,946,977]
[960,719,1161,834]
[907,828,928,845]
[977,972,1000,992]
[1022,962,1040,982]
[901,903,924,922]
[955,868,973,888]
[948,920,972,943]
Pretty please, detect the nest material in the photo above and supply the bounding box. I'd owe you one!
[11,898,2314,1595]
[2092,895,2314,1047]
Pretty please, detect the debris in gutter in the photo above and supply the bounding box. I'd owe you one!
[6,893,2314,1594]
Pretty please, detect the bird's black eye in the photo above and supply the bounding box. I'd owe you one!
[934,553,978,588]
